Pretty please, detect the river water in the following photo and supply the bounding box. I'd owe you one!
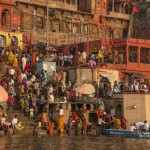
[0,133,150,150]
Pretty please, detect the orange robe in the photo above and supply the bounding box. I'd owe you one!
[32,53,36,66]
[48,121,54,135]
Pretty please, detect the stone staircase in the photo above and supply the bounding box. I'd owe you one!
[6,110,39,131]
[0,62,40,132]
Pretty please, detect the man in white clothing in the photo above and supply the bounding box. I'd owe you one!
[12,115,18,134]
[20,72,27,83]
[21,56,27,70]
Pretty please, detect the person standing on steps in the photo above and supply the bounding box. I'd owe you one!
[12,115,18,134]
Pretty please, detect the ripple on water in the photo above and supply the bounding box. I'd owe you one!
[0,133,150,150]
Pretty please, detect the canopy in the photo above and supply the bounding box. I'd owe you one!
[123,72,150,79]
[0,86,8,102]
[73,83,95,95]
[100,74,115,78]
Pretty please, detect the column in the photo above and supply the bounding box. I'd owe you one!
[0,8,2,29]
[138,47,141,67]
[126,45,129,66]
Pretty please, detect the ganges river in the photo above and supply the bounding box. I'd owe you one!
[1,133,150,150]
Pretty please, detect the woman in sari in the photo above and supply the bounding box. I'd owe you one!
[20,86,25,98]
[48,121,54,136]
[58,115,64,136]
[19,98,25,111]
[22,77,27,91]
[121,116,127,129]
[4,52,8,63]
[12,57,18,68]
[8,51,13,63]
[68,117,73,136]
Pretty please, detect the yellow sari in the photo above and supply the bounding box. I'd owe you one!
[19,98,25,110]
[112,118,121,129]
[12,57,18,68]
[20,87,25,98]
[8,51,13,62]
[58,116,64,132]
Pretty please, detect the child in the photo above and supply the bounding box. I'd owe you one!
[30,107,34,120]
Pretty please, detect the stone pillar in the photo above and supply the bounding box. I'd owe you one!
[126,44,129,66]
[138,46,141,67]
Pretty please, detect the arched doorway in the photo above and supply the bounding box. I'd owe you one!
[1,9,10,28]
[11,36,18,46]
[0,35,6,47]
[116,104,122,119]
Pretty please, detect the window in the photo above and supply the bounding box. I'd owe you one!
[140,47,150,64]
[129,46,138,63]
[0,35,6,47]
[66,0,70,4]
[72,0,76,4]
[1,9,10,28]
[11,36,18,46]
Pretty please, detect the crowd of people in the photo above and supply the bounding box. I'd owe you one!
[0,48,150,136]
[99,73,150,98]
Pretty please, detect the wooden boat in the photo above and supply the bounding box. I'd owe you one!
[124,132,150,138]
[101,129,130,136]
[101,129,150,138]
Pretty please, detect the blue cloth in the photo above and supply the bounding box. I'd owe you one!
[29,56,33,62]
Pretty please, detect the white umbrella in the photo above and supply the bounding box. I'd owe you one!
[73,83,95,95]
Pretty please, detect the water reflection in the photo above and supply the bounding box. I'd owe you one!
[0,134,150,150]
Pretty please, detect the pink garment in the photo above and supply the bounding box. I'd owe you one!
[89,60,96,68]
[8,96,14,106]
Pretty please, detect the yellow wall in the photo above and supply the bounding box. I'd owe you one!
[0,31,23,47]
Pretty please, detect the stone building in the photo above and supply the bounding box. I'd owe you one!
[0,0,32,48]
[7,0,131,46]
[132,0,150,39]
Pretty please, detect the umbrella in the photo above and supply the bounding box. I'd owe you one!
[73,83,95,95]
[0,86,8,102]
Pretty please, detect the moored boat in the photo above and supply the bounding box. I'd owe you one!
[124,132,150,138]
[101,129,130,136]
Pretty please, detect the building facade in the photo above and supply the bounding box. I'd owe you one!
[7,0,131,45]
[0,0,32,48]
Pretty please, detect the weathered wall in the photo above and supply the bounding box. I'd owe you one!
[9,0,130,45]
[69,68,119,89]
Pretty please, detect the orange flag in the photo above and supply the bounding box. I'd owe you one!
[132,7,138,13]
